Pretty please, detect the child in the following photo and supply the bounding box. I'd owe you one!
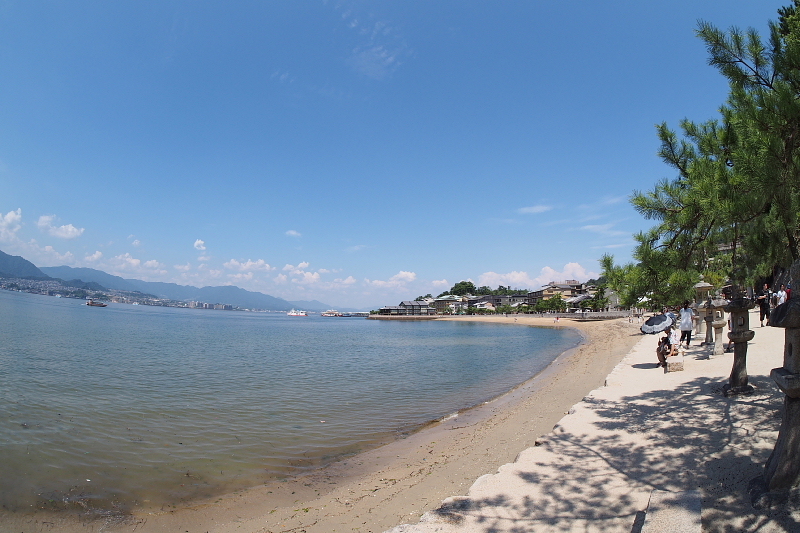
[656,325,677,367]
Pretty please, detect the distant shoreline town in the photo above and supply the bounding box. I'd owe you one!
[0,276,255,311]
[0,248,343,313]
[376,279,621,317]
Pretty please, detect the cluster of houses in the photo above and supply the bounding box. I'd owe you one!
[378,280,619,316]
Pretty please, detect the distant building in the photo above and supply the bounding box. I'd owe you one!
[471,300,495,311]
[432,294,466,314]
[468,293,528,310]
[527,280,587,307]
[565,293,593,310]
[378,300,436,316]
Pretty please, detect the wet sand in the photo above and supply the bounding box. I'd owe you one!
[9,315,643,533]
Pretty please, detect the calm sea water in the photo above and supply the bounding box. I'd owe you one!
[0,289,580,517]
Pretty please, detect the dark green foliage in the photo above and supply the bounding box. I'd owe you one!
[608,3,800,307]
[437,281,530,298]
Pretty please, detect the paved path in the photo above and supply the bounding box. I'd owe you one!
[387,315,800,532]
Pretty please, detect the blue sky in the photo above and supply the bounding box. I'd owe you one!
[0,1,780,309]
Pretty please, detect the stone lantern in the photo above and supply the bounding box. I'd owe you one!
[712,303,728,357]
[724,296,755,396]
[702,296,728,353]
[694,281,713,336]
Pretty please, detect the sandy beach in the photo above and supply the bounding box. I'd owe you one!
[9,315,642,533]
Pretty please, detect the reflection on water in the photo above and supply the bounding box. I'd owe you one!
[0,290,579,516]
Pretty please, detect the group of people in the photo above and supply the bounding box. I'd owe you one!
[655,281,793,367]
[655,301,695,368]
[757,282,791,327]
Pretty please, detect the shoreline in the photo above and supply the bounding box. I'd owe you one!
[11,316,643,533]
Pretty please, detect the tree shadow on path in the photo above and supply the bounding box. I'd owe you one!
[426,373,800,532]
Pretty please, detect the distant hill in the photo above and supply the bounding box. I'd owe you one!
[0,249,49,278]
[40,266,141,291]
[62,279,108,291]
[2,252,346,311]
[39,265,304,311]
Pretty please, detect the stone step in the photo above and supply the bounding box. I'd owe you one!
[640,490,701,533]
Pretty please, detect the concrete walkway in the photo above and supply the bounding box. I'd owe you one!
[387,314,800,532]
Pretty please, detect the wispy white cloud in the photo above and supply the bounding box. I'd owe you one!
[223,258,275,271]
[194,239,206,250]
[197,263,223,278]
[477,271,539,289]
[533,263,598,288]
[0,208,22,242]
[286,230,302,238]
[270,70,295,84]
[477,263,599,292]
[432,279,449,287]
[132,239,141,247]
[85,251,103,262]
[107,253,168,277]
[518,205,552,214]
[174,263,191,272]
[292,271,321,285]
[591,242,634,250]
[37,215,84,239]
[347,244,367,252]
[349,45,404,80]
[33,244,75,266]
[580,223,628,237]
[283,262,310,274]
[337,4,409,81]
[577,195,628,210]
[365,270,416,288]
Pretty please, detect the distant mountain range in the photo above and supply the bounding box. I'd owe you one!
[0,249,351,311]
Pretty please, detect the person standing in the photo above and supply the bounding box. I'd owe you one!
[757,282,772,327]
[776,284,788,307]
[679,301,694,347]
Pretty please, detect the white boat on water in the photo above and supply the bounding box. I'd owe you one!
[287,309,308,316]
[321,310,341,317]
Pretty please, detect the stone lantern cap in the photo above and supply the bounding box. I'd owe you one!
[724,297,755,313]
[704,298,729,309]
[694,282,713,289]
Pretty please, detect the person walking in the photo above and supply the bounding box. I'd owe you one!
[679,301,694,347]
[757,283,772,327]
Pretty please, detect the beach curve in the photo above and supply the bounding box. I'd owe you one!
[9,316,642,533]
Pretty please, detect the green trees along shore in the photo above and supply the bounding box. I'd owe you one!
[603,1,800,309]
